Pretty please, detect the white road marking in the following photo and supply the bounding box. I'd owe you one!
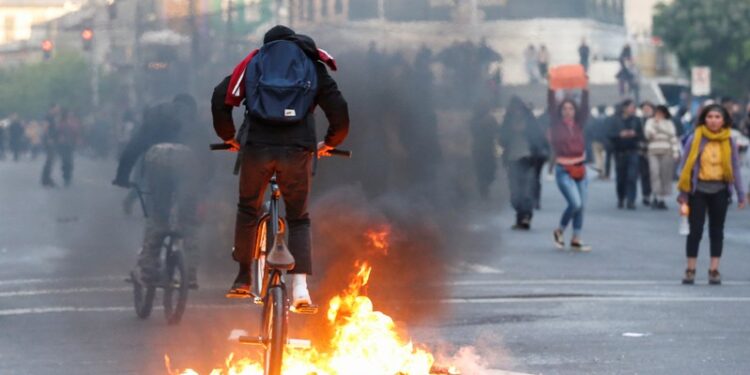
[3,295,750,317]
[0,275,122,287]
[0,286,130,297]
[442,296,750,304]
[447,279,750,286]
[0,303,244,316]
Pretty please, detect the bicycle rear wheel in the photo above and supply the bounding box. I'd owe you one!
[163,246,189,325]
[262,285,287,375]
[132,271,156,319]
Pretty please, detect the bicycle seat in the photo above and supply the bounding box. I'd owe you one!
[266,233,295,270]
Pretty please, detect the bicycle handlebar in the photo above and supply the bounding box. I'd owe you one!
[209,143,232,150]
[209,143,352,158]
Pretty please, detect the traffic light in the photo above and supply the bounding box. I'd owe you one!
[81,28,93,51]
[41,39,53,60]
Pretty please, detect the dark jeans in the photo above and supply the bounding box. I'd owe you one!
[615,150,640,204]
[639,154,652,200]
[604,147,613,178]
[41,144,74,185]
[235,146,313,275]
[686,189,729,258]
[508,157,536,222]
[532,157,546,208]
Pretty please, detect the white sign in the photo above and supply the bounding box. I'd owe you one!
[691,66,711,96]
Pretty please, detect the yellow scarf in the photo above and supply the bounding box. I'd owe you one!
[678,126,733,193]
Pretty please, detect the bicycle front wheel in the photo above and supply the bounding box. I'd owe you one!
[262,286,287,375]
[132,271,156,319]
[163,248,189,325]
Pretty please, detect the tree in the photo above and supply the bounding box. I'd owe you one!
[0,52,91,118]
[653,0,750,96]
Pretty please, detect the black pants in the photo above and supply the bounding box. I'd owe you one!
[639,154,652,200]
[686,189,729,258]
[234,146,313,274]
[532,157,546,208]
[508,157,536,222]
[41,144,74,185]
[615,151,639,204]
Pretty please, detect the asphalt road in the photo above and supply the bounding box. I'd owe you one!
[2,157,750,375]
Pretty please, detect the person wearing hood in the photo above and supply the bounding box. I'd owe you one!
[499,96,549,229]
[211,26,350,309]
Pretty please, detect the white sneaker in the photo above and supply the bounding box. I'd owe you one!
[291,274,312,308]
[292,283,312,308]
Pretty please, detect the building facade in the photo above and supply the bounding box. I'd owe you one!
[0,0,82,45]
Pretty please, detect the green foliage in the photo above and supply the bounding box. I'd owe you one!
[653,0,750,96]
[0,52,92,118]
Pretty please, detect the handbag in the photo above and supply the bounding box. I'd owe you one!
[563,163,586,181]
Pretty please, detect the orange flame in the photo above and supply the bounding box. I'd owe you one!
[365,227,390,255]
[169,228,446,375]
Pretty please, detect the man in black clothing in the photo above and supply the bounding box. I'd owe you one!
[578,38,590,73]
[609,99,643,209]
[113,94,208,287]
[211,26,349,308]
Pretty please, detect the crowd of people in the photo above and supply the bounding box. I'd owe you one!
[473,83,750,283]
[0,105,139,188]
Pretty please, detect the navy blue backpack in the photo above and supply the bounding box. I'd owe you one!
[244,40,318,124]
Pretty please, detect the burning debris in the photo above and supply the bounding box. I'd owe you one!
[167,229,467,375]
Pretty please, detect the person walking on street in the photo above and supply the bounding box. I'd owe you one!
[639,102,656,206]
[610,99,643,209]
[470,100,500,200]
[588,105,610,179]
[548,84,591,251]
[645,105,680,209]
[538,45,550,80]
[8,114,25,162]
[40,104,62,187]
[677,104,745,285]
[500,96,548,230]
[524,45,539,83]
[578,38,590,73]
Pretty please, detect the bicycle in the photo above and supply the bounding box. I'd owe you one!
[125,183,191,325]
[210,142,351,375]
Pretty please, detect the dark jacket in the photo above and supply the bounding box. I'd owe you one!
[500,98,549,163]
[114,102,199,184]
[609,114,643,152]
[211,33,349,150]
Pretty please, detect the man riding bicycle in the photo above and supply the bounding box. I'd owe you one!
[211,25,349,308]
[113,94,210,288]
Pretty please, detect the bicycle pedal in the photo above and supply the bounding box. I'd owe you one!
[290,303,318,315]
[238,335,265,346]
[287,338,312,349]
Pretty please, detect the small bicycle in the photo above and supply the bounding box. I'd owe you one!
[126,183,191,325]
[211,143,350,375]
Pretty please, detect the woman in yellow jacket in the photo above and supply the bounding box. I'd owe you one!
[677,104,745,285]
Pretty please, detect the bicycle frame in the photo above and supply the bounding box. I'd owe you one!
[252,177,288,300]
